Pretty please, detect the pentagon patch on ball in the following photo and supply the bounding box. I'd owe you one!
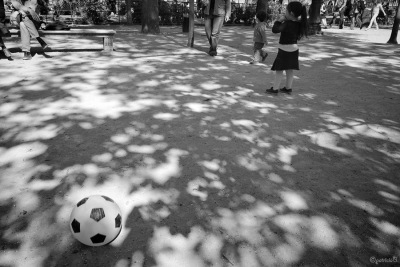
[69,195,122,246]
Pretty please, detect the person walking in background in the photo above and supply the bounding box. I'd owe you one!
[0,0,13,60]
[203,0,231,56]
[356,0,366,28]
[266,1,308,95]
[249,10,268,65]
[320,0,328,29]
[366,0,386,30]
[343,0,355,29]
[11,0,50,60]
[328,0,346,29]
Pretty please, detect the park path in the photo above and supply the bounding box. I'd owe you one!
[0,25,399,267]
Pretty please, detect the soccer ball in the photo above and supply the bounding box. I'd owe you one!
[69,195,122,246]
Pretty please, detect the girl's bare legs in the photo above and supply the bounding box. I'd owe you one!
[273,70,284,89]
[285,70,294,89]
[321,18,327,28]
[374,16,379,29]
[367,14,379,29]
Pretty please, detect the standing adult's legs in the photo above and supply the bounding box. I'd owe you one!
[0,0,10,37]
[0,0,5,49]
[0,0,6,26]
[328,13,337,27]
[0,0,12,60]
[350,16,355,29]
[356,13,362,28]
[204,16,213,48]
[209,15,224,55]
[338,10,345,29]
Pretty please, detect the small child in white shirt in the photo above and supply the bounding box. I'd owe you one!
[250,10,268,64]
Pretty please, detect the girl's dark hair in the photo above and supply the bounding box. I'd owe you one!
[256,10,267,22]
[287,1,308,40]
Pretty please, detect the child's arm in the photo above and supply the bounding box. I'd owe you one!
[272,21,285,33]
[262,31,268,44]
[379,4,386,16]
[262,25,268,44]
[272,15,286,33]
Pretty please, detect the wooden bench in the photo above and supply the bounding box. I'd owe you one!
[10,29,116,52]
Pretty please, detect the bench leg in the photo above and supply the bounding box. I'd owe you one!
[103,37,113,52]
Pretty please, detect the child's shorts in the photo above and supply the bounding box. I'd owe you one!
[253,42,265,52]
[271,49,299,71]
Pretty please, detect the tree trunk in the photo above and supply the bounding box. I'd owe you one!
[308,0,323,35]
[141,0,160,34]
[256,0,268,14]
[387,0,399,44]
[126,0,132,25]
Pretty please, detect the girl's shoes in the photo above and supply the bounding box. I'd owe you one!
[266,87,278,94]
[265,87,292,94]
[280,87,292,94]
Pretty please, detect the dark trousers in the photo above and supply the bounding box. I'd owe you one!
[329,9,345,28]
[204,15,224,52]
[0,0,6,23]
[0,0,6,46]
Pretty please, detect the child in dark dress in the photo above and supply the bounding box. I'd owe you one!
[266,1,308,94]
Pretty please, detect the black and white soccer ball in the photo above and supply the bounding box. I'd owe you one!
[69,195,122,246]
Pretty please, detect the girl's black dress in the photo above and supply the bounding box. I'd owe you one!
[271,20,301,71]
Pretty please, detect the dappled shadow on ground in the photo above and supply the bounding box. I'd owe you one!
[0,26,399,267]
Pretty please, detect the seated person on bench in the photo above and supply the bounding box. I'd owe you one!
[11,0,50,60]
